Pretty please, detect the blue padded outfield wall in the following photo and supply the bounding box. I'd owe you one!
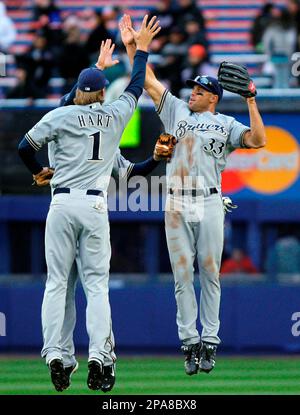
[0,283,300,352]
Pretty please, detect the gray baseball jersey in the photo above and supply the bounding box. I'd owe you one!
[111,148,134,180]
[26,92,137,193]
[157,89,250,189]
[48,146,134,182]
[157,89,250,347]
[47,144,133,368]
[30,92,137,366]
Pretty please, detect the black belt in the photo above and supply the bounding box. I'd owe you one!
[168,187,218,197]
[53,187,103,196]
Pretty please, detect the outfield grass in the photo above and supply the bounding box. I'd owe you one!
[0,355,300,395]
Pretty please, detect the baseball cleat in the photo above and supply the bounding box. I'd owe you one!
[48,358,70,392]
[87,360,103,390]
[199,342,217,373]
[65,361,79,384]
[101,364,116,393]
[181,343,201,376]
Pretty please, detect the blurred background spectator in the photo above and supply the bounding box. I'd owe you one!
[32,0,63,57]
[184,17,208,50]
[266,235,300,282]
[173,0,206,35]
[181,44,216,86]
[221,248,259,275]
[0,1,17,53]
[102,6,124,51]
[9,32,54,99]
[250,2,279,53]
[156,26,188,95]
[148,0,176,54]
[262,8,297,88]
[6,63,31,99]
[58,15,89,93]
[287,0,300,50]
[85,9,112,65]
[33,0,61,22]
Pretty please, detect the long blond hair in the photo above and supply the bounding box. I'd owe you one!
[74,88,104,105]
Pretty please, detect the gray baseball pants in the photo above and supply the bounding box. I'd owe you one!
[165,192,224,345]
[41,190,112,365]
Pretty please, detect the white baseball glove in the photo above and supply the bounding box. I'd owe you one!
[222,196,238,214]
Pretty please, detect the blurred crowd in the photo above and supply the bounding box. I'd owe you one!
[0,2,16,53]
[0,0,212,99]
[0,0,211,99]
[1,0,300,100]
[251,0,300,88]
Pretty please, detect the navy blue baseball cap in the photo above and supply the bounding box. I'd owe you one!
[186,75,223,101]
[78,67,109,92]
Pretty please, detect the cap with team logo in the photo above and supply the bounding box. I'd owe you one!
[186,75,223,101]
[78,67,109,92]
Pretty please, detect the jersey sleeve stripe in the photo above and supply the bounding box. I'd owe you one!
[156,89,169,115]
[126,163,134,180]
[124,91,138,108]
[239,128,251,148]
[25,133,41,151]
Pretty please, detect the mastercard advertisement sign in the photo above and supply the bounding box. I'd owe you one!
[222,126,300,195]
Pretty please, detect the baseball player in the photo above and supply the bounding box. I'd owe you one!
[18,16,161,392]
[31,39,174,393]
[35,135,173,393]
[59,141,173,392]
[53,147,172,393]
[120,14,266,375]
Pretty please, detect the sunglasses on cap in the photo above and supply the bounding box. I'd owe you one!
[186,75,223,100]
[194,76,214,87]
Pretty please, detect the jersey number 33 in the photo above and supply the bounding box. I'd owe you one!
[203,138,226,159]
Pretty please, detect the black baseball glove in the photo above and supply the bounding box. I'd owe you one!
[218,61,257,98]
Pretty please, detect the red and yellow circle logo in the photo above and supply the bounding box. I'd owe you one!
[222,127,300,194]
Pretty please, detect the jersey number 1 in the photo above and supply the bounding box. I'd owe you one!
[88,131,103,161]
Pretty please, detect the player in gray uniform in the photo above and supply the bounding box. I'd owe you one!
[59,147,165,392]
[18,16,161,392]
[120,14,266,375]
[51,41,164,393]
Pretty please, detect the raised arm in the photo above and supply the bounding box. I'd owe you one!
[118,14,160,102]
[218,62,266,149]
[243,97,266,148]
[119,14,165,106]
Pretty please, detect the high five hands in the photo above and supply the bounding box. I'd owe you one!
[119,14,161,52]
[96,39,119,71]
